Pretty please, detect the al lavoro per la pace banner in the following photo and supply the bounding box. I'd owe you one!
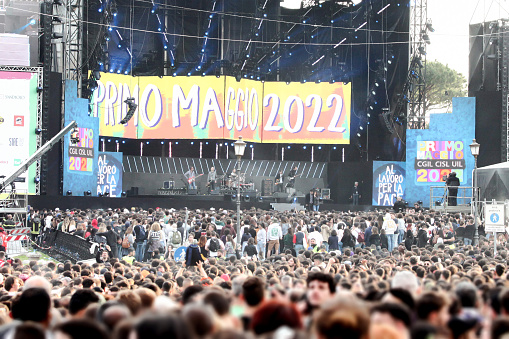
[90,73,351,144]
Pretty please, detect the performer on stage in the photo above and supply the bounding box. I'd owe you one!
[275,170,284,192]
[207,167,216,193]
[350,181,361,205]
[184,167,198,190]
[287,166,298,188]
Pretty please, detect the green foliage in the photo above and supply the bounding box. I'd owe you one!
[424,60,467,111]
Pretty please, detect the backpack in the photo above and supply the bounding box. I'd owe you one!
[121,235,130,249]
[357,231,365,243]
[172,230,182,246]
[209,238,220,252]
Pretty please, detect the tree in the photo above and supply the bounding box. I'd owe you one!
[424,60,467,112]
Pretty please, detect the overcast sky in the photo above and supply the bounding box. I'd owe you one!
[281,0,509,77]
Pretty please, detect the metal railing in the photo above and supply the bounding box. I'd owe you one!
[430,186,479,214]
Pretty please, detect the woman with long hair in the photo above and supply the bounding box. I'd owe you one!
[147,222,163,259]
[121,226,135,257]
[224,235,236,259]
[341,228,356,249]
[369,226,381,249]
[199,235,208,258]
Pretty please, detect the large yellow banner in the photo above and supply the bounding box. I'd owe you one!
[91,73,350,144]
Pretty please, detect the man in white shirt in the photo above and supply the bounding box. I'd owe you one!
[256,224,267,260]
[267,219,282,256]
[205,232,225,258]
[308,226,324,247]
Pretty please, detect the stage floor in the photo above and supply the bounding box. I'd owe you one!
[28,194,373,212]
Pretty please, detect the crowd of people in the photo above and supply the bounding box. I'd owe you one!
[0,205,506,338]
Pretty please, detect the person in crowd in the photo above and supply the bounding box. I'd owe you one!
[11,206,509,339]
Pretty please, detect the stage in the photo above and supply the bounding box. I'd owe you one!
[28,194,374,212]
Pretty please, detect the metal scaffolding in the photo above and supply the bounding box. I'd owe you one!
[407,0,427,129]
[64,0,83,95]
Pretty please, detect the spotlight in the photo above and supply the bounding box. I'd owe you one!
[426,22,435,32]
[84,190,91,196]
[66,190,72,196]
[357,132,361,137]
[29,18,37,25]
[52,32,63,39]
[34,177,40,183]
[121,191,127,197]
[257,196,263,202]
[418,46,426,55]
[104,192,110,197]
[98,193,104,197]
[422,33,430,44]
[35,128,43,134]
[244,195,250,202]
[231,194,237,202]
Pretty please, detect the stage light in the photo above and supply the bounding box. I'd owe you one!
[187,72,191,76]
[108,26,113,32]
[360,126,364,130]
[98,7,103,12]
[371,90,376,95]
[303,146,307,149]
[244,195,250,202]
[422,33,430,44]
[163,45,168,50]
[52,33,63,39]
[107,139,111,142]
[84,190,91,196]
[121,191,127,197]
[287,146,291,149]
[122,140,125,144]
[124,70,128,75]
[176,142,179,145]
[35,128,42,134]
[367,113,371,117]
[375,81,379,87]
[191,141,194,145]
[333,146,337,150]
[104,192,110,197]
[34,177,40,183]
[258,196,263,202]
[231,194,237,202]
[318,146,322,150]
[98,193,104,197]
[66,190,72,196]
[158,27,162,32]
[426,22,435,32]
[172,72,177,77]
[357,132,361,137]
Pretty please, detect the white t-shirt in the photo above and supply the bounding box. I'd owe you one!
[308,231,324,246]
[267,223,282,240]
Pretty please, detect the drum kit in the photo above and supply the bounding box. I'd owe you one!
[219,173,251,190]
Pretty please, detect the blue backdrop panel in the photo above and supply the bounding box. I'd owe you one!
[97,152,123,197]
[406,97,475,207]
[372,161,406,206]
[63,80,100,196]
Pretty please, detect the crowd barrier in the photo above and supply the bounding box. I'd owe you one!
[37,229,96,263]
[5,227,31,255]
